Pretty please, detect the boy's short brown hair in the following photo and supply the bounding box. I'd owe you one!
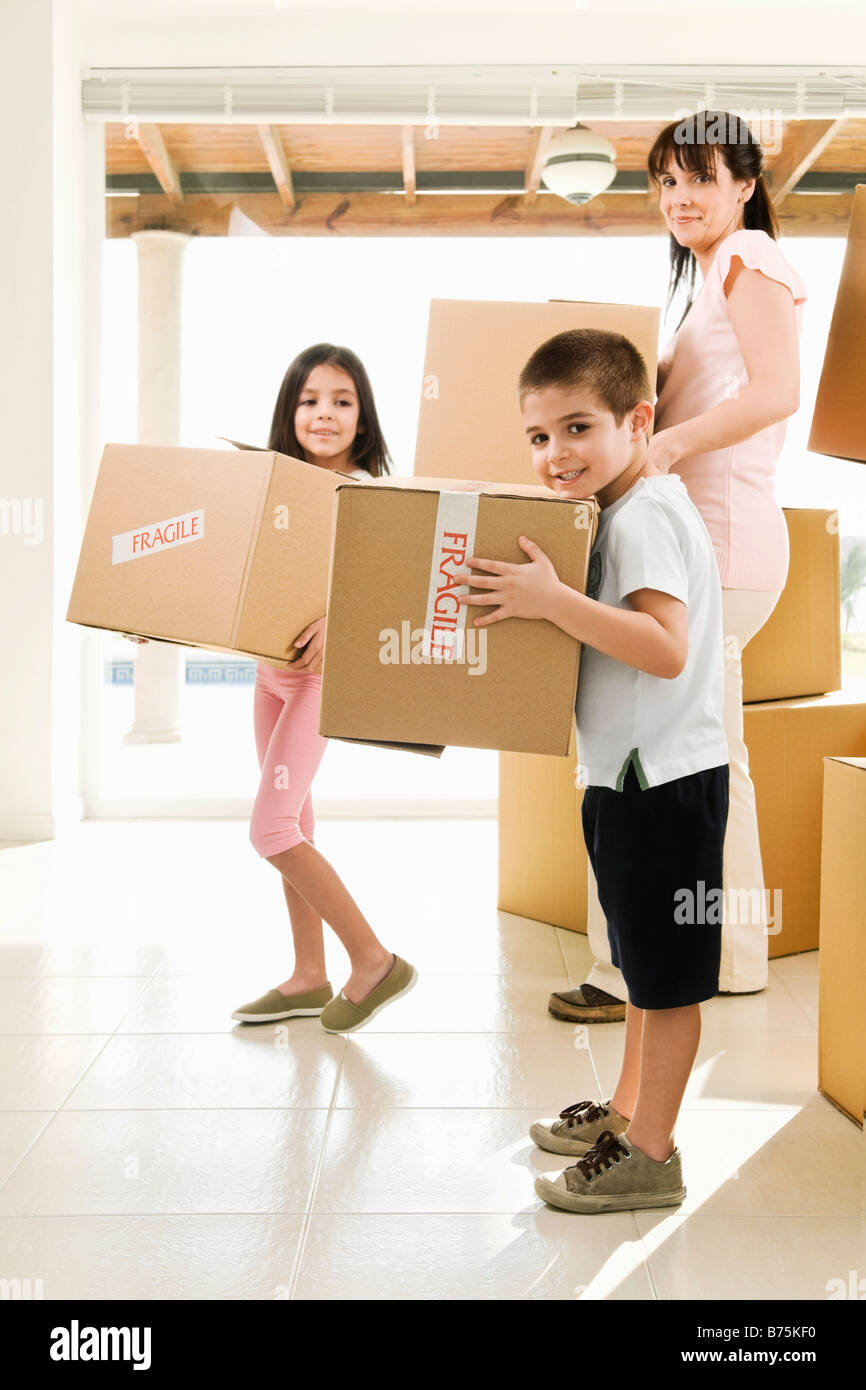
[518,328,652,425]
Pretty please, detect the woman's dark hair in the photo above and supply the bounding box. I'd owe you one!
[267,342,393,476]
[648,110,779,326]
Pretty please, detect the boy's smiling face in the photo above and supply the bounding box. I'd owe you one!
[521,383,654,508]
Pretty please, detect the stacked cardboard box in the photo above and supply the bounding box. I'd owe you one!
[414,298,660,486]
[818,756,866,1126]
[743,693,866,958]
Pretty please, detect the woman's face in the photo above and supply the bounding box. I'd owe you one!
[657,151,755,255]
[294,362,361,470]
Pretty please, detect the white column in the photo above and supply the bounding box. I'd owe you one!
[125,230,191,745]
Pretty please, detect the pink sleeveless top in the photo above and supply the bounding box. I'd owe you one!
[654,228,807,591]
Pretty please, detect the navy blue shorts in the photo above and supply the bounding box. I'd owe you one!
[581,762,730,1010]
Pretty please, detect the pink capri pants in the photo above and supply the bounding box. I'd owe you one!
[249,662,328,858]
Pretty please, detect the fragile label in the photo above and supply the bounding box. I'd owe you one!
[111,509,205,565]
[422,491,479,661]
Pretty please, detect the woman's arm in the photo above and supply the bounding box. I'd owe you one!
[648,262,800,471]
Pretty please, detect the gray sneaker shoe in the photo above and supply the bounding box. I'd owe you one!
[530,1098,629,1155]
[535,1130,686,1213]
[231,983,333,1023]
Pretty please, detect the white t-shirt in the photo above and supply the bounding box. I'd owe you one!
[344,466,373,480]
[575,474,728,791]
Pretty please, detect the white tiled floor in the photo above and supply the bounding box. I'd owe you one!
[0,818,862,1301]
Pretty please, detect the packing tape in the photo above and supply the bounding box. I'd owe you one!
[422,490,479,662]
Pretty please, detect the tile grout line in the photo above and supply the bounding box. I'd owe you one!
[0,962,168,1201]
[631,1212,661,1300]
[286,1035,348,1301]
[772,971,819,1031]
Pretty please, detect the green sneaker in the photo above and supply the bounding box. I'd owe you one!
[231,983,333,1024]
[534,1130,686,1214]
[530,1098,629,1156]
[319,955,417,1033]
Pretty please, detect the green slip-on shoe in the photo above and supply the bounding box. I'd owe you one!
[319,955,417,1033]
[534,1130,686,1214]
[231,983,333,1024]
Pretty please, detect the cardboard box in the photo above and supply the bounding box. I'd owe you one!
[498,690,866,956]
[319,477,598,756]
[744,691,866,957]
[818,756,866,1126]
[741,508,841,703]
[414,299,660,485]
[498,723,587,931]
[67,442,346,665]
[808,184,866,464]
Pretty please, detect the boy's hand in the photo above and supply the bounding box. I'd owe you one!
[457,536,560,626]
[293,615,326,672]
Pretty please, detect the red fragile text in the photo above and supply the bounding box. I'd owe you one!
[132,514,201,553]
[428,528,468,658]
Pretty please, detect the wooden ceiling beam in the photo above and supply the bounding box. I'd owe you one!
[107,189,855,239]
[524,126,554,206]
[134,124,183,207]
[401,126,416,205]
[257,125,296,210]
[769,117,848,206]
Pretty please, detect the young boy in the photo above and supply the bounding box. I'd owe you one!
[458,328,729,1213]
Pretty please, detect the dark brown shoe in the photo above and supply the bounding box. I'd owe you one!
[548,982,626,1023]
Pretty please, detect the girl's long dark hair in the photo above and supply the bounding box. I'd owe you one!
[267,342,393,476]
[648,111,779,327]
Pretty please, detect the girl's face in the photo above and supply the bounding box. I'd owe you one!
[294,362,362,472]
[657,151,754,257]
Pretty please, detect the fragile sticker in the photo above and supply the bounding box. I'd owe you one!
[422,491,479,661]
[112,509,205,565]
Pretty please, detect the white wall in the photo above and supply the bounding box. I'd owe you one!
[66,0,866,67]
[0,1,56,842]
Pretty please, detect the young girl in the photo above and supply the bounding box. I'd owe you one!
[231,343,417,1032]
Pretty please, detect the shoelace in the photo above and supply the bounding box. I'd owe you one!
[558,1099,610,1129]
[572,1129,631,1182]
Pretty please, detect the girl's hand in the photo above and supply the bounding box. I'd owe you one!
[293,615,326,672]
[646,427,683,475]
[456,537,560,627]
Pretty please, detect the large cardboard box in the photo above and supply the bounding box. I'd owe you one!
[744,692,866,957]
[319,477,598,756]
[67,442,345,666]
[498,720,586,931]
[818,756,866,1126]
[414,299,660,485]
[499,690,866,956]
[741,508,841,703]
[808,184,866,464]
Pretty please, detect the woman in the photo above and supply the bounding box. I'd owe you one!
[553,111,805,1022]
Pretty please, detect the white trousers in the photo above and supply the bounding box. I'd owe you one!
[584,587,783,998]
